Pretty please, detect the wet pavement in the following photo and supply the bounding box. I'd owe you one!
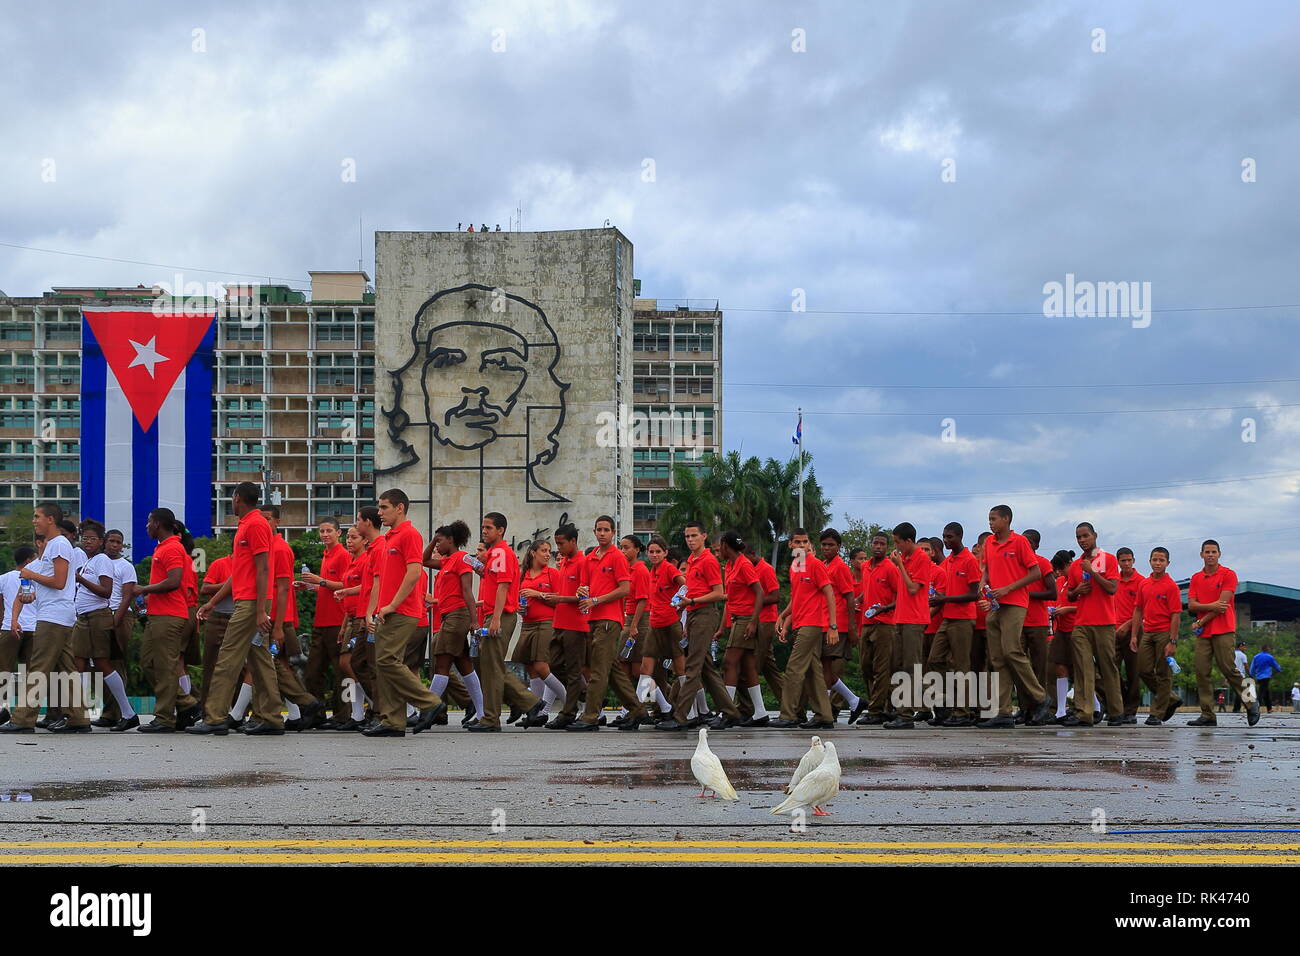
[1,711,1296,863]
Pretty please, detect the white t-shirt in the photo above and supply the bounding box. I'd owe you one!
[109,556,135,611]
[0,568,38,632]
[75,552,114,615]
[34,535,78,627]
[1234,649,1248,674]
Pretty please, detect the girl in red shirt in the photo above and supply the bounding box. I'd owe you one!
[516,538,567,726]
[1049,549,1078,720]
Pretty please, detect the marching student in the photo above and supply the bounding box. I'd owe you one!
[1022,529,1056,706]
[546,523,590,730]
[299,518,351,722]
[977,506,1053,728]
[855,532,901,725]
[713,530,767,729]
[362,489,446,736]
[189,484,281,735]
[568,516,643,732]
[615,533,653,727]
[426,520,484,728]
[70,521,135,731]
[745,542,785,716]
[638,534,686,724]
[95,530,135,727]
[918,536,944,723]
[1048,549,1077,720]
[1113,547,1145,724]
[970,532,991,676]
[927,522,980,726]
[883,522,931,729]
[516,538,567,727]
[2,505,94,734]
[1186,540,1258,727]
[196,551,235,714]
[1061,522,1124,728]
[260,506,325,732]
[130,509,201,733]
[1130,546,1182,726]
[332,524,371,730]
[474,512,541,732]
[0,544,38,726]
[655,521,739,731]
[350,506,385,711]
[819,528,864,723]
[770,528,837,730]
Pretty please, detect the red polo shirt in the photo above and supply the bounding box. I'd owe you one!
[1136,573,1181,634]
[1189,565,1238,637]
[894,548,933,626]
[862,557,901,626]
[522,566,560,623]
[1067,551,1117,627]
[648,560,684,628]
[313,542,351,627]
[552,552,590,632]
[1114,570,1146,630]
[684,549,722,601]
[788,551,832,629]
[983,532,1039,608]
[148,535,190,619]
[231,509,273,602]
[724,554,760,618]
[586,544,631,624]
[478,540,521,619]
[624,561,652,619]
[754,557,780,624]
[435,550,472,615]
[940,549,981,621]
[1053,575,1075,632]
[375,520,425,619]
[824,555,856,633]
[342,552,366,617]
[1025,554,1053,627]
[269,535,299,626]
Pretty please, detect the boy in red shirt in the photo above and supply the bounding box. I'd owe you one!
[1061,522,1124,727]
[884,521,932,728]
[473,511,542,732]
[260,506,326,732]
[300,517,351,724]
[1187,540,1258,726]
[546,523,591,729]
[927,522,980,725]
[1022,529,1056,711]
[978,505,1053,727]
[1130,546,1182,725]
[1112,547,1146,723]
[856,532,902,725]
[771,529,838,729]
[819,528,864,723]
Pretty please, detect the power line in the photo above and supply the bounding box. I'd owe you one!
[831,469,1300,501]
[0,241,309,287]
[723,378,1300,391]
[723,402,1300,418]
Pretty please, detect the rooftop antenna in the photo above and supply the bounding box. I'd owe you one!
[357,214,363,272]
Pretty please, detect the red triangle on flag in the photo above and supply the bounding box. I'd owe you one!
[83,308,216,431]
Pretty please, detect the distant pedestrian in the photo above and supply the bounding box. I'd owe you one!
[1249,645,1281,713]
[1291,683,1300,713]
[1232,641,1249,711]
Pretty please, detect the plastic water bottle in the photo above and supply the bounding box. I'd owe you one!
[517,594,529,615]
[345,633,357,652]
[678,631,689,651]
[983,586,1000,611]
[709,638,719,663]
[661,658,672,670]
[1082,572,1092,582]
[301,563,309,575]
[578,585,590,615]
[864,603,880,619]
[618,634,636,661]
[469,627,487,658]
[466,555,485,572]
[1191,624,1203,637]
[1166,655,1181,675]
[366,631,375,644]
[670,585,687,609]
[269,640,280,658]
[252,632,265,648]
[928,583,937,599]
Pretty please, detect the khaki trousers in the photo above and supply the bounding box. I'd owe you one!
[1114,629,1141,716]
[1070,624,1123,724]
[737,620,784,717]
[141,614,199,727]
[928,618,974,718]
[891,623,924,718]
[670,606,734,723]
[864,621,895,717]
[479,611,539,728]
[556,628,590,719]
[1195,633,1247,719]
[778,625,832,723]
[275,651,316,708]
[374,613,442,730]
[202,600,284,729]
[580,618,645,725]
[1023,625,1050,698]
[985,604,1045,717]
[199,611,231,709]
[1135,627,1175,716]
[12,621,89,728]
[351,627,377,704]
[306,624,343,713]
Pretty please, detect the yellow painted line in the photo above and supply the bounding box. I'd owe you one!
[4,839,1300,851]
[1,851,1297,865]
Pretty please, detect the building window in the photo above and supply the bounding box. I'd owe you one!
[0,326,34,342]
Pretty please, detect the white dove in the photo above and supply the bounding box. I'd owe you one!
[771,740,840,816]
[690,727,738,800]
[786,735,825,794]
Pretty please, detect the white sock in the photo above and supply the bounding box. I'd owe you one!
[429,673,450,698]
[687,699,698,720]
[1056,678,1069,717]
[542,673,566,702]
[178,674,192,695]
[407,703,418,718]
[104,670,135,719]
[287,701,301,720]
[618,707,629,718]
[747,684,766,715]
[830,679,860,709]
[1093,695,1102,714]
[231,682,253,720]
[529,678,544,698]
[655,687,673,713]
[726,685,737,701]
[350,693,366,722]
[463,670,486,718]
[635,675,655,703]
[540,687,555,713]
[695,690,708,713]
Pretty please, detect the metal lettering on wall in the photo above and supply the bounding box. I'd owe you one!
[378,283,571,523]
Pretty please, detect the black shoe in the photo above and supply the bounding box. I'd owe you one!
[137,720,175,733]
[709,713,739,730]
[848,701,869,725]
[941,715,975,727]
[361,723,404,737]
[432,710,448,725]
[544,716,574,730]
[610,713,632,728]
[1122,714,1138,725]
[683,715,703,729]
[1163,700,1181,721]
[49,720,92,733]
[0,721,34,734]
[883,717,915,729]
[176,704,202,731]
[927,713,947,727]
[412,703,448,734]
[299,700,326,730]
[1107,716,1125,726]
[1060,715,1090,727]
[1186,716,1217,727]
[466,721,501,732]
[520,712,550,728]
[1026,698,1055,726]
[35,716,52,729]
[913,710,933,723]
[800,719,834,730]
[637,713,660,726]
[565,719,599,732]
[740,714,770,728]
[856,713,886,726]
[597,714,608,726]
[1144,716,1163,726]
[111,715,141,732]
[617,718,639,731]
[768,718,802,728]
[654,719,689,731]
[975,716,1015,729]
[91,715,115,728]
[284,718,306,732]
[0,708,9,725]
[186,719,230,735]
[1247,703,1261,727]
[524,700,545,724]
[507,705,524,725]
[244,722,287,735]
[460,704,477,727]
[1012,710,1027,725]
[406,713,420,728]
[331,718,361,732]
[45,716,69,731]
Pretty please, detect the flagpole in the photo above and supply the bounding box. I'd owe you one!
[797,407,804,528]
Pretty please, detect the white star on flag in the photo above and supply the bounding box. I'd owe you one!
[127,336,169,378]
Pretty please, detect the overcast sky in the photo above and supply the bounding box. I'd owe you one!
[3,0,1297,585]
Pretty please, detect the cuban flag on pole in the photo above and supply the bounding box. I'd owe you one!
[791,410,802,446]
[81,306,216,558]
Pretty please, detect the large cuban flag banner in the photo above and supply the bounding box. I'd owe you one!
[81,306,217,557]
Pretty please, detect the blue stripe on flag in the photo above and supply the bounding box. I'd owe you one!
[132,415,158,554]
[184,318,215,537]
[80,316,107,524]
